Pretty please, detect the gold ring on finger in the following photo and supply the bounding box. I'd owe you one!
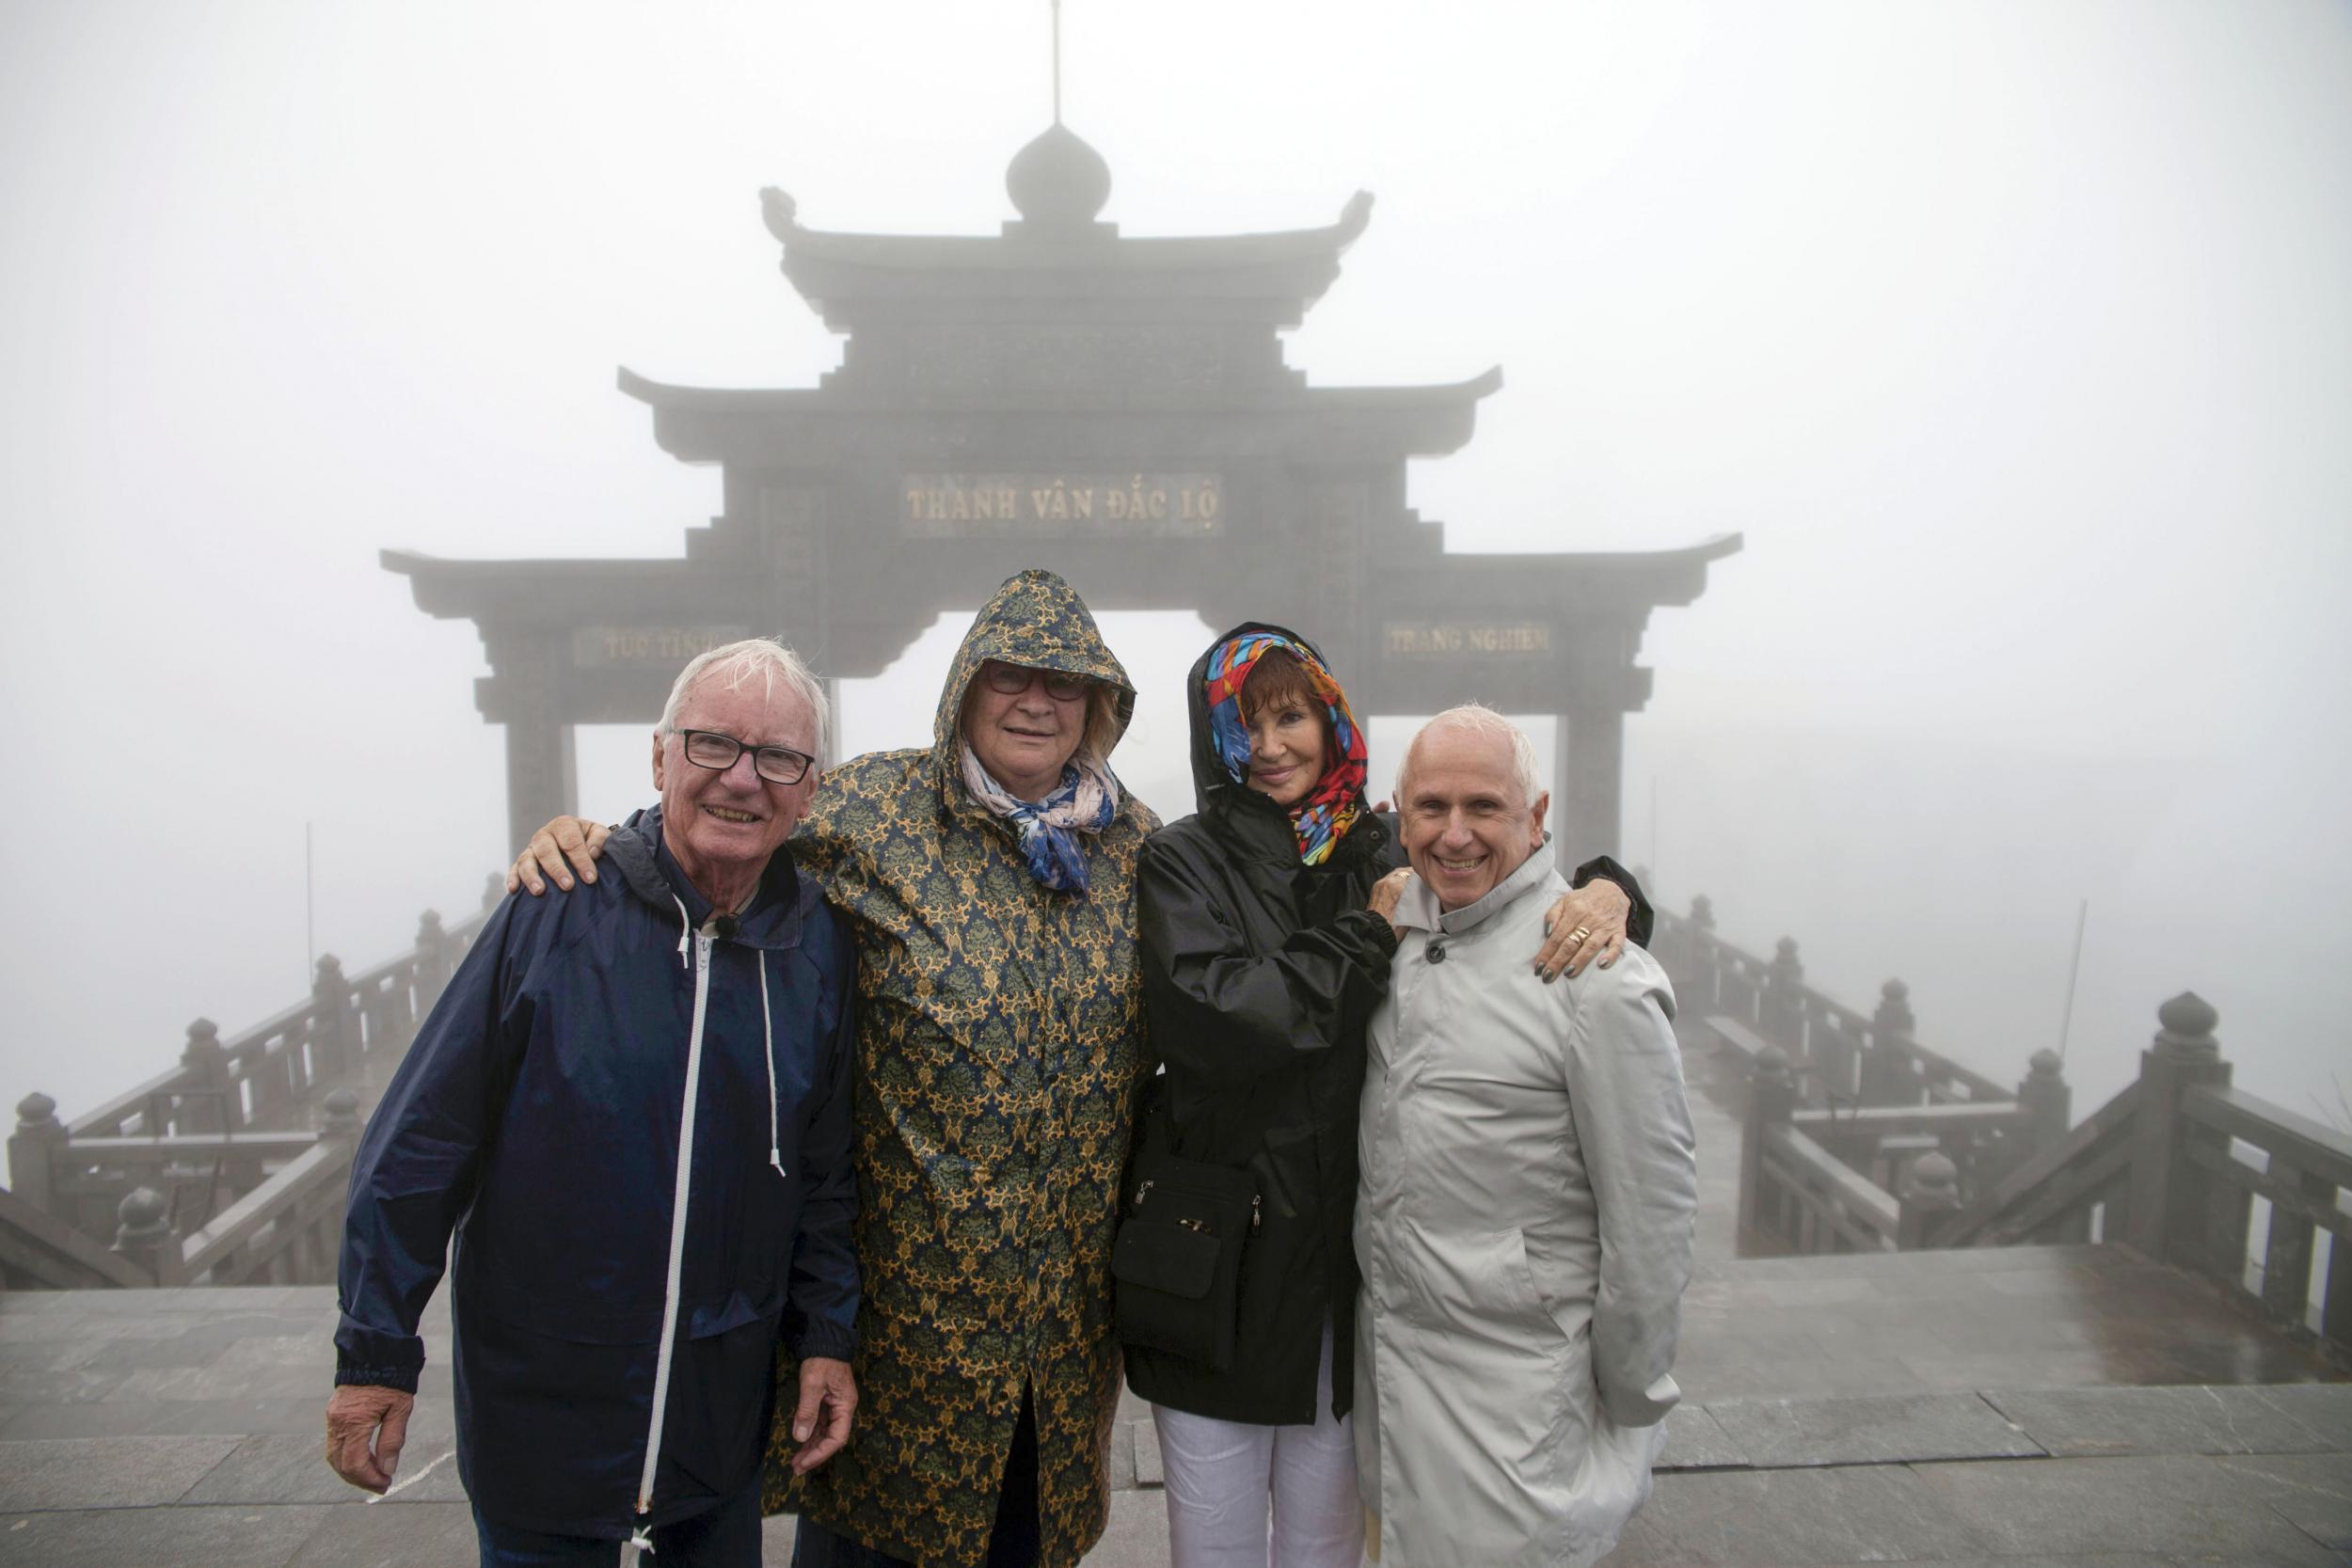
[1569,927,1592,943]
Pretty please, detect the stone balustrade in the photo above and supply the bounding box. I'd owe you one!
[1661,893,2350,1370]
[1654,895,2061,1231]
[3,886,496,1290]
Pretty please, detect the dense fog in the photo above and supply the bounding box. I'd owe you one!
[3,0,2346,1140]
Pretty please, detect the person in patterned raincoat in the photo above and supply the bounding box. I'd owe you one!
[773,567,1158,1567]
[516,568,1157,1567]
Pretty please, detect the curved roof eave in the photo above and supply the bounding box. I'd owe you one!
[760,188,1374,275]
[615,362,1505,413]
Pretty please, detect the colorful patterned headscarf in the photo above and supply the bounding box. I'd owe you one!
[1203,631,1368,865]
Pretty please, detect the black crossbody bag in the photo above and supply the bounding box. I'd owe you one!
[1110,1082,1260,1370]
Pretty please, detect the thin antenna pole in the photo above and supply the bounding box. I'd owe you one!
[305,820,317,985]
[2055,897,2089,1062]
[1052,0,1063,124]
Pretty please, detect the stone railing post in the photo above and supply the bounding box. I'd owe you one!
[111,1186,184,1287]
[1898,1150,1963,1249]
[321,1087,362,1140]
[2018,1049,2071,1156]
[310,955,355,1089]
[415,910,452,999]
[179,1018,237,1134]
[2122,993,2237,1271]
[1738,1047,1797,1255]
[1761,939,1805,1055]
[1678,896,1717,1008]
[1863,980,1919,1106]
[8,1092,68,1219]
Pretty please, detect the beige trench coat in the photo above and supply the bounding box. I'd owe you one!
[1355,847,1697,1568]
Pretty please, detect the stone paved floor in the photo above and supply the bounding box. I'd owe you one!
[4,1099,2345,1564]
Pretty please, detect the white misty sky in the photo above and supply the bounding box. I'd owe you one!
[1,0,2347,1129]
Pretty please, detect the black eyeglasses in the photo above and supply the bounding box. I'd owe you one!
[675,730,816,785]
[980,662,1090,701]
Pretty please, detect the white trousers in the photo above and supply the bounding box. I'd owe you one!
[1151,1327,1366,1568]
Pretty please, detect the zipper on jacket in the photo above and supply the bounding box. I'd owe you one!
[624,925,714,1564]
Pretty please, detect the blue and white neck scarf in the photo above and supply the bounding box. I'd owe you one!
[960,744,1119,894]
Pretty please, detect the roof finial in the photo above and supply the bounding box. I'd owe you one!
[1051,0,1063,125]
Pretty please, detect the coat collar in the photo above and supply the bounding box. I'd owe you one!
[604,804,805,949]
[1394,832,1559,937]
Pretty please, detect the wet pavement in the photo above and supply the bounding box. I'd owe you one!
[3,1092,2344,1564]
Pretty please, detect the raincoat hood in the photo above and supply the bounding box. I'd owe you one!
[931,567,1136,765]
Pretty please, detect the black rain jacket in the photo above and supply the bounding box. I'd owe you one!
[1126,623,1651,1425]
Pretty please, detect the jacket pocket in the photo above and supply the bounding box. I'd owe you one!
[1517,1227,1597,1350]
[1112,1153,1257,1370]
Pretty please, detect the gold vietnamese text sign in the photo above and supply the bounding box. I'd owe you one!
[572,626,749,668]
[1383,621,1554,657]
[902,473,1223,537]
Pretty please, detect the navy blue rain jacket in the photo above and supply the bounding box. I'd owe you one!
[334,805,859,1538]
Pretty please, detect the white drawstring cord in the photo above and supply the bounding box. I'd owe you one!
[758,958,785,1177]
[670,894,690,968]
[621,1523,655,1564]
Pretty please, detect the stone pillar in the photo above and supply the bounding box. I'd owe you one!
[321,1088,362,1140]
[1761,938,1805,1055]
[414,911,452,1000]
[1863,980,1919,1107]
[484,634,579,858]
[1738,1047,1796,1257]
[112,1187,185,1287]
[8,1092,66,1218]
[504,715,579,861]
[1555,700,1625,863]
[311,955,356,1087]
[2018,1049,2071,1156]
[2122,992,2235,1269]
[179,1019,236,1134]
[1898,1150,1963,1249]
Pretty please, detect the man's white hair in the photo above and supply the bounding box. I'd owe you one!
[657,638,831,765]
[1394,703,1543,807]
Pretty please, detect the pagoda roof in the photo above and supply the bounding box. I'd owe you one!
[760,123,1378,325]
[765,186,1372,276]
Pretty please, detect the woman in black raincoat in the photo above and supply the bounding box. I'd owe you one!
[1127,623,1649,1567]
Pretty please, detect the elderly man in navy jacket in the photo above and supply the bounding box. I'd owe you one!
[326,639,860,1568]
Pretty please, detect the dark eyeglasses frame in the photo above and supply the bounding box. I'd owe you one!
[981,662,1091,702]
[675,729,816,785]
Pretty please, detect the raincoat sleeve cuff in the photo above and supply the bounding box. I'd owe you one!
[1570,854,1654,947]
[333,1318,424,1394]
[333,1361,421,1395]
[1599,1370,1680,1429]
[1337,906,1401,954]
[786,1321,857,1363]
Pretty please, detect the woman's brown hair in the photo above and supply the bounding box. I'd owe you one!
[1236,648,1320,722]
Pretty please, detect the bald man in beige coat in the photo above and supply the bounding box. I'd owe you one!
[1356,706,1697,1568]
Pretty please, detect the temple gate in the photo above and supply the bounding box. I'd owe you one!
[386,121,1740,855]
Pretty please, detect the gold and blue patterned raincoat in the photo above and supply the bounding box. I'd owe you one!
[764,569,1160,1566]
